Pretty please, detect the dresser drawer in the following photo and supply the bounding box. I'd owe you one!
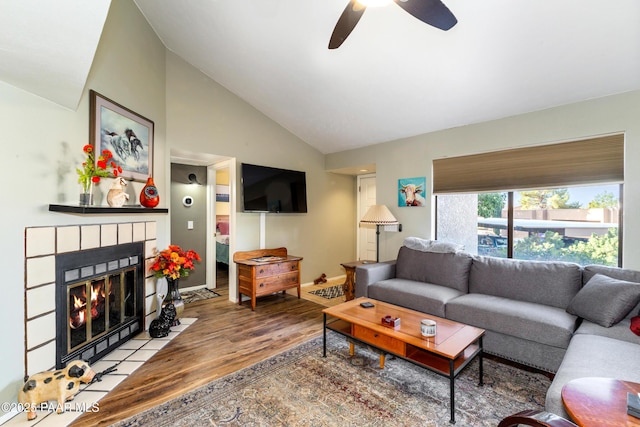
[353,324,405,356]
[255,272,299,296]
[255,261,298,278]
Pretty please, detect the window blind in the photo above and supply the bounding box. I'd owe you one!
[432,134,624,194]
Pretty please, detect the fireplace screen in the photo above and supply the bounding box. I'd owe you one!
[56,242,144,368]
[67,269,136,353]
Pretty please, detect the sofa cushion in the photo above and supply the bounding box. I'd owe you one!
[368,278,465,318]
[566,274,640,327]
[575,317,640,345]
[469,256,582,308]
[545,334,640,419]
[446,293,577,348]
[583,264,640,319]
[583,264,640,284]
[395,246,473,293]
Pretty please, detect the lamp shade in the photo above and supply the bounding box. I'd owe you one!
[360,205,398,225]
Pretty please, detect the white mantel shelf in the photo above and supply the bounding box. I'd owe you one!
[49,204,168,214]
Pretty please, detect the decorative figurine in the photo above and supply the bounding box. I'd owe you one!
[107,176,130,207]
[140,176,160,208]
[18,360,96,421]
[314,273,327,284]
[149,303,176,338]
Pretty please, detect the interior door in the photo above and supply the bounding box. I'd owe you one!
[211,161,231,289]
[358,175,377,261]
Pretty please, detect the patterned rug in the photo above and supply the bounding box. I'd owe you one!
[113,334,550,426]
[179,288,221,304]
[309,283,345,299]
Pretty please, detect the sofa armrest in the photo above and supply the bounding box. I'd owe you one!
[498,409,577,427]
[355,261,396,298]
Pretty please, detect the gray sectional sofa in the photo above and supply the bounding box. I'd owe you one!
[355,237,640,419]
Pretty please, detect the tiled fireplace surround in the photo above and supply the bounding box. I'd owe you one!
[24,221,159,377]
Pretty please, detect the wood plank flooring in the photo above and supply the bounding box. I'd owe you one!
[70,273,346,426]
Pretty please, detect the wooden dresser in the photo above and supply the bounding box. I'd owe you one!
[233,247,302,310]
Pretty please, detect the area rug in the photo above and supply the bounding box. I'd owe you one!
[179,288,221,304]
[113,333,550,427]
[309,283,345,299]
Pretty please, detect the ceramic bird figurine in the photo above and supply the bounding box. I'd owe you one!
[107,177,130,207]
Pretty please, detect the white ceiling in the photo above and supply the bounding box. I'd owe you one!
[0,0,110,110]
[2,1,640,154]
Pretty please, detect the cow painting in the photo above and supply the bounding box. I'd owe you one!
[398,178,426,207]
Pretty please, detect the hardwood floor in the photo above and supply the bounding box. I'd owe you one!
[70,270,344,426]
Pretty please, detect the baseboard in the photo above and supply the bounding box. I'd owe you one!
[300,275,345,287]
[0,409,19,425]
[180,284,211,293]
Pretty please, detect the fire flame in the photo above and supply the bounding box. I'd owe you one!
[69,281,110,329]
[69,294,86,329]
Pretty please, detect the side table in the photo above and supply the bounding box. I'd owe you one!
[233,247,302,311]
[561,377,640,426]
[340,260,375,301]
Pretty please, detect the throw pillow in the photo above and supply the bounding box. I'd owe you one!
[631,316,640,336]
[566,274,640,327]
[403,237,464,254]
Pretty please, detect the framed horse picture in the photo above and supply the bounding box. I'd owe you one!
[89,90,154,182]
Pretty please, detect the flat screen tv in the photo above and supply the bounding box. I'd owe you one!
[241,163,308,213]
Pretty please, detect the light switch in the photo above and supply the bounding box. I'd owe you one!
[187,221,194,230]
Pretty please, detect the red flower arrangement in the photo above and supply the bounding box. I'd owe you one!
[150,245,201,280]
[76,144,123,193]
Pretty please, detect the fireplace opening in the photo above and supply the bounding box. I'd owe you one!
[56,242,144,368]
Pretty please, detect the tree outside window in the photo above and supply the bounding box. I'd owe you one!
[437,184,621,266]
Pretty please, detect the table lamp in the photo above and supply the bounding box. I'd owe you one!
[360,204,399,262]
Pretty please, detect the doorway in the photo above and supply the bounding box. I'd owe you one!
[212,162,231,290]
[357,174,377,261]
[170,163,208,290]
[169,149,236,301]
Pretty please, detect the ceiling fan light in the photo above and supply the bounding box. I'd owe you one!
[357,0,393,7]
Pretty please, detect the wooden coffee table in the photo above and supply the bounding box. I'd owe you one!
[322,298,485,424]
[562,377,640,426]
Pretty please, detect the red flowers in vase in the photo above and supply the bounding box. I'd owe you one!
[76,144,123,193]
[150,245,201,280]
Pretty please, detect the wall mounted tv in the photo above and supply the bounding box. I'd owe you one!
[241,163,308,213]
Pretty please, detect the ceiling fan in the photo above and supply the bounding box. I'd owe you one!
[329,0,457,49]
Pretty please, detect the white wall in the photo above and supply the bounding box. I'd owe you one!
[326,90,640,269]
[0,0,168,413]
[0,2,356,412]
[165,52,357,288]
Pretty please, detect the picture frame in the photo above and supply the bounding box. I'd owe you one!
[90,90,154,182]
[398,177,426,207]
[215,185,230,202]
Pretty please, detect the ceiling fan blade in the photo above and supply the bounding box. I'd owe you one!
[394,0,457,31]
[329,0,367,49]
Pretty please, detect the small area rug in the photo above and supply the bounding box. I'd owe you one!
[113,334,550,426]
[309,283,345,299]
[179,288,221,304]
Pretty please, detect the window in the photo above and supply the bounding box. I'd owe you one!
[437,185,621,266]
[433,135,624,267]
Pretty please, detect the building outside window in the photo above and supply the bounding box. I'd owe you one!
[437,184,621,266]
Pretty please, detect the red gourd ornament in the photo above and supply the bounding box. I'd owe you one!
[140,176,160,208]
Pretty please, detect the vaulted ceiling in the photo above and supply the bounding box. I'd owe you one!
[0,0,110,110]
[3,1,640,154]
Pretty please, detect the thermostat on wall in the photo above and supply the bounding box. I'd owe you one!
[183,196,194,207]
